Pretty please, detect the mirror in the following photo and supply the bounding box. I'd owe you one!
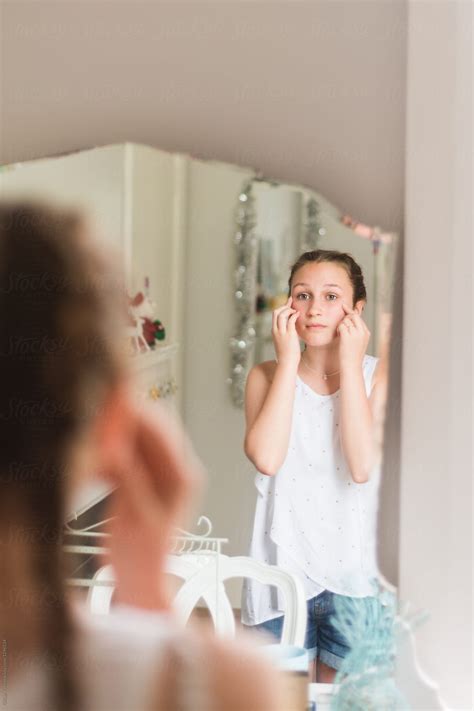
[0,143,398,680]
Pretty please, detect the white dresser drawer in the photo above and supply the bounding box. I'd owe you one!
[129,343,179,412]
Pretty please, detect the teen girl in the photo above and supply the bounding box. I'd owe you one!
[241,249,384,682]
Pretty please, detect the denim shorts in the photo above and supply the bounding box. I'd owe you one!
[253,590,350,670]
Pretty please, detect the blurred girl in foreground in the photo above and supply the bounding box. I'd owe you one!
[0,201,281,711]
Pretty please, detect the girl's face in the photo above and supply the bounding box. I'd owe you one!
[290,261,364,346]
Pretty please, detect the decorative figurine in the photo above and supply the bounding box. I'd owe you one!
[126,290,166,354]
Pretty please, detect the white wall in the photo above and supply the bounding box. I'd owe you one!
[183,159,257,574]
[400,2,472,708]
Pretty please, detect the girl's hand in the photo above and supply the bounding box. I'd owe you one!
[99,400,203,610]
[272,296,301,368]
[338,302,370,368]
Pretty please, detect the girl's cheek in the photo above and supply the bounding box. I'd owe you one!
[326,300,341,314]
[334,307,345,324]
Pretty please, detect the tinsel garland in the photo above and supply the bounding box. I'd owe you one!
[302,196,324,252]
[229,180,259,407]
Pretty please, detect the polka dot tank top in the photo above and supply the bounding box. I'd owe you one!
[241,354,381,626]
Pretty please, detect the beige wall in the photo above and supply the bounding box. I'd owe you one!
[399,2,472,708]
[0,1,406,235]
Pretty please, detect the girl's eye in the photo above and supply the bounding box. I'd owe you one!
[296,293,310,301]
[326,293,338,301]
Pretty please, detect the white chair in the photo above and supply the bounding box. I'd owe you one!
[87,554,307,647]
[86,554,233,626]
[174,555,307,647]
[86,564,115,615]
[167,553,236,636]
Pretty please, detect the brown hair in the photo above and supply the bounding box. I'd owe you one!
[288,249,367,306]
[0,201,128,710]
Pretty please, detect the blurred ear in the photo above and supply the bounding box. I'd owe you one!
[354,299,366,315]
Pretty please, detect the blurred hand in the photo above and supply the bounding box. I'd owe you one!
[338,302,370,368]
[98,397,203,611]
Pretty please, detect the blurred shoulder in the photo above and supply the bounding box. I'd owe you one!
[193,628,283,711]
[74,603,174,659]
[149,622,284,711]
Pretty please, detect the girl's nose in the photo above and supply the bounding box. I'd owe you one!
[308,299,323,316]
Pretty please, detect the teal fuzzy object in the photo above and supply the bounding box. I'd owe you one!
[329,587,409,710]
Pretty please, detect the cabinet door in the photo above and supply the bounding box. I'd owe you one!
[124,144,187,415]
[126,145,186,342]
[0,145,128,258]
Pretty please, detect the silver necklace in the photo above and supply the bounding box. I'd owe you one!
[301,354,340,381]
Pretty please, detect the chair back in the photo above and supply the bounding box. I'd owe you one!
[87,554,307,647]
[174,555,307,647]
[85,554,233,629]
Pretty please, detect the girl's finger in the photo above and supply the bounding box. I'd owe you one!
[273,297,293,317]
[276,307,296,332]
[272,302,293,331]
[346,313,360,328]
[341,302,354,315]
[272,307,278,332]
[359,318,369,333]
[288,312,300,331]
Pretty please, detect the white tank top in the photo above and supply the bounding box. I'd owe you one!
[241,354,381,626]
[5,603,209,711]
